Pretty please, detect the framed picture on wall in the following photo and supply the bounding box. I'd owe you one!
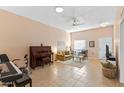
[89,41,95,47]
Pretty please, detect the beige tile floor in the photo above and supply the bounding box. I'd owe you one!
[31,59,124,87]
[1,59,124,87]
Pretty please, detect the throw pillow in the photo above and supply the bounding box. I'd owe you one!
[100,61,116,69]
[65,51,69,55]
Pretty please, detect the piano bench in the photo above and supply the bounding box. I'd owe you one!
[15,74,32,87]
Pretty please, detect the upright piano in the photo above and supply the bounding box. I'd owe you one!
[30,46,53,69]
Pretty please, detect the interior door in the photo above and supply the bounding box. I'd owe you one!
[99,37,112,60]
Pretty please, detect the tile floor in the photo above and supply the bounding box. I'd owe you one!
[0,59,124,87]
[31,59,124,87]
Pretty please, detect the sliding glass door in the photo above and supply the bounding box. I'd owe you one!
[74,40,86,53]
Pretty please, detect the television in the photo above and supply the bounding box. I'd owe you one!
[105,44,116,61]
[106,44,110,60]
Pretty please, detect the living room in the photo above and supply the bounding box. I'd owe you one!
[0,5,124,89]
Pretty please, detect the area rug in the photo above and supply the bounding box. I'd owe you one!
[59,59,87,68]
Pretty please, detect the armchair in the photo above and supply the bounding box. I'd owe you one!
[78,50,88,59]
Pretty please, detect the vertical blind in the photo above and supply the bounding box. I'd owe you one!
[74,40,86,51]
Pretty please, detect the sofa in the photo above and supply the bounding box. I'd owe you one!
[56,51,72,61]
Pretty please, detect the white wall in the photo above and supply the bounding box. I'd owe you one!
[71,26,113,59]
[119,17,124,83]
[0,9,69,65]
[113,7,124,83]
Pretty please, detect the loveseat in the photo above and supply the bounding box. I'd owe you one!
[56,51,72,61]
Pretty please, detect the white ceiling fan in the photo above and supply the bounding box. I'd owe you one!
[60,8,85,26]
[71,16,85,26]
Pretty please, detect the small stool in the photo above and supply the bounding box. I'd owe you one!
[15,74,32,87]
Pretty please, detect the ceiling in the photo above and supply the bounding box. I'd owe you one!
[0,6,118,32]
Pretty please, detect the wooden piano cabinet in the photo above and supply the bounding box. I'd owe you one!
[30,46,53,69]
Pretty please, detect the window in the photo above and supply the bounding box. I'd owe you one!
[57,41,66,50]
[74,40,86,52]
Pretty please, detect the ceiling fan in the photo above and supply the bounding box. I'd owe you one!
[60,9,85,26]
[71,16,85,26]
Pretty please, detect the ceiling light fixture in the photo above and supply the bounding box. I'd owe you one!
[55,6,64,13]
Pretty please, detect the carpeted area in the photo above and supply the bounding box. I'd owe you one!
[58,59,88,68]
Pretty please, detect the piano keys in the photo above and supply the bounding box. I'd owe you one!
[0,61,23,83]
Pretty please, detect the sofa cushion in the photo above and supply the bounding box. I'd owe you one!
[57,50,71,55]
[57,51,63,55]
[65,55,71,57]
[65,51,70,55]
[100,61,116,69]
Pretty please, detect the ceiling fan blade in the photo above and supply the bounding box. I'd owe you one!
[72,22,85,26]
[59,9,85,26]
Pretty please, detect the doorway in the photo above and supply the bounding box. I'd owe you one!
[99,37,112,60]
[74,40,86,53]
